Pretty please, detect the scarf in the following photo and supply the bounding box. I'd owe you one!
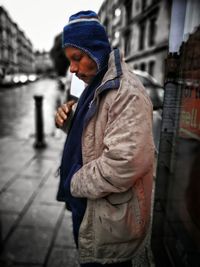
[57,67,107,245]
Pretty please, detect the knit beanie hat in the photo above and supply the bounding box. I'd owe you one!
[62,10,111,70]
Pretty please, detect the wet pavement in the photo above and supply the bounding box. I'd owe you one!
[0,133,79,267]
[0,79,79,266]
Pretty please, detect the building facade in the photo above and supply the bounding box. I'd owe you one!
[34,51,54,74]
[98,0,172,84]
[0,6,35,77]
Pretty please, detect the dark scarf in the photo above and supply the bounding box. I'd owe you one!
[57,66,107,246]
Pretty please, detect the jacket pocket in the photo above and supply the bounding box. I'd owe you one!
[95,187,147,245]
[105,189,133,205]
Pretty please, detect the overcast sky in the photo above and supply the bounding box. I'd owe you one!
[0,0,104,51]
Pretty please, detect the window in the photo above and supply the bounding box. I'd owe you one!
[115,8,121,17]
[114,31,120,39]
[139,22,145,50]
[125,29,131,56]
[141,62,146,71]
[149,61,155,76]
[149,17,156,46]
[142,0,147,11]
[124,0,132,24]
[103,17,108,33]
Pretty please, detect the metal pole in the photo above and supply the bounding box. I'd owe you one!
[33,95,46,149]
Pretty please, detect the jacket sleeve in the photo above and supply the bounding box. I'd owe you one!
[70,83,155,199]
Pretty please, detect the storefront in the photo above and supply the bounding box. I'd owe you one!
[152,0,200,266]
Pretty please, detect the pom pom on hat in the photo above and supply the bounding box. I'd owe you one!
[62,10,111,70]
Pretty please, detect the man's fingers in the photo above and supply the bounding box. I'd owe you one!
[58,106,67,120]
[55,100,75,128]
[56,116,64,127]
[55,110,64,127]
[67,100,76,108]
[61,100,75,114]
[60,104,68,114]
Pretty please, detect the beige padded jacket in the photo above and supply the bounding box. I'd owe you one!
[70,49,155,264]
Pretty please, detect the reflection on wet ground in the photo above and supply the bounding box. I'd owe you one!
[0,78,66,139]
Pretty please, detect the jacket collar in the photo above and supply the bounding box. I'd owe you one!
[100,48,122,86]
[94,48,122,95]
[83,49,123,127]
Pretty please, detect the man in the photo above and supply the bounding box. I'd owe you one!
[55,10,154,267]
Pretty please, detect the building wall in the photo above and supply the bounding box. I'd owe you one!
[0,6,35,77]
[98,0,172,84]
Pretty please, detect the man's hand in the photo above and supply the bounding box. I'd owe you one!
[55,100,75,128]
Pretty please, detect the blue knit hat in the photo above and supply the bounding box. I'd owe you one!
[62,10,111,70]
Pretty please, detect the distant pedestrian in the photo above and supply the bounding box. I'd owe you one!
[55,10,154,267]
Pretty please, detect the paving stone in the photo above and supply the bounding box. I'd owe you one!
[0,138,25,159]
[46,247,79,267]
[21,158,53,179]
[2,159,29,173]
[37,148,63,162]
[55,211,76,248]
[7,177,40,193]
[0,168,16,192]
[0,213,18,240]
[0,144,33,171]
[35,136,65,158]
[1,227,52,264]
[0,189,33,213]
[19,203,64,229]
[43,171,60,188]
[34,185,60,205]
[0,176,40,215]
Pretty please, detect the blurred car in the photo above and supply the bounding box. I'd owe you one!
[133,70,164,153]
[0,74,15,87]
[1,73,38,87]
[13,73,28,85]
[28,73,38,82]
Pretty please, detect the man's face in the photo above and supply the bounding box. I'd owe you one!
[64,47,98,84]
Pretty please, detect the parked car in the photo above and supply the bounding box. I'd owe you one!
[133,70,164,153]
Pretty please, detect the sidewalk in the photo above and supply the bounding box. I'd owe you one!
[0,133,79,267]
